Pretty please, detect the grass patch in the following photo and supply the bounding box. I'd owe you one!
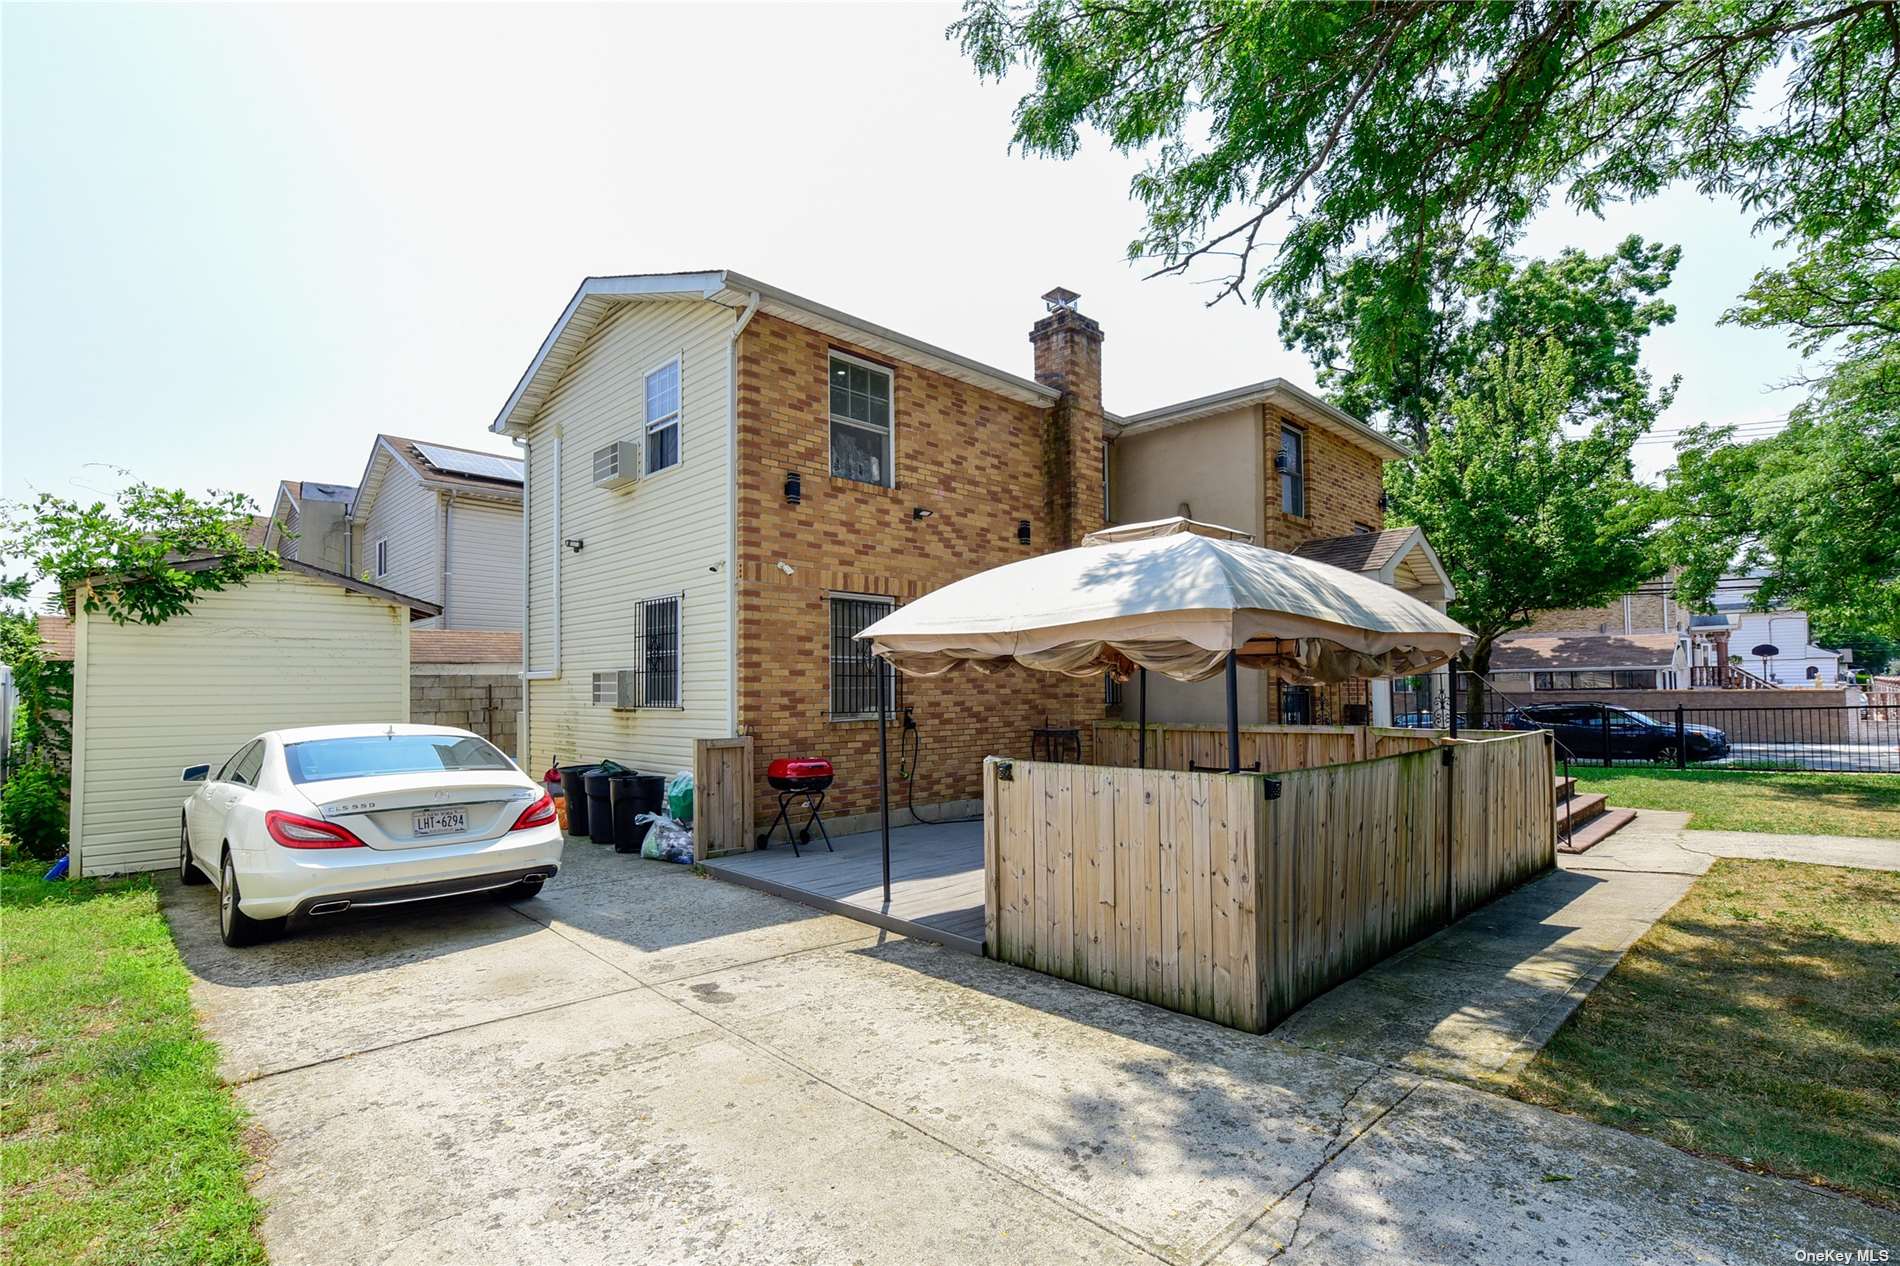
[1,862,265,1265]
[1513,859,1899,1207]
[1571,767,1900,837]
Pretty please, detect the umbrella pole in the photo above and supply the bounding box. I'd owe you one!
[1137,668,1148,769]
[1225,654,1240,774]
[878,658,891,906]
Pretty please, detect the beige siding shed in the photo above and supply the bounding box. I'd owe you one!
[66,564,437,877]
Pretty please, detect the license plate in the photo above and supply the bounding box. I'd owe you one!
[412,808,468,837]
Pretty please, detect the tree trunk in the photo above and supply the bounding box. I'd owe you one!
[1464,637,1497,729]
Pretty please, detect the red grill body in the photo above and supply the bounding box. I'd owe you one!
[768,758,834,793]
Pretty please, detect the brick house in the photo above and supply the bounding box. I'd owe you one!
[489,273,1447,829]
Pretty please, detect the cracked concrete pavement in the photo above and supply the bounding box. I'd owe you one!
[164,833,1898,1264]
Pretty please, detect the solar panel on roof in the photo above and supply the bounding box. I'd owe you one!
[413,443,523,483]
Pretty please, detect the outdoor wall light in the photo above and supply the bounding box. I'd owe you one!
[784,471,802,505]
[1017,520,1032,545]
[1378,492,1390,511]
[563,537,584,553]
[912,507,934,521]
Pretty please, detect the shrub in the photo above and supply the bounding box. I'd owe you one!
[2,754,69,860]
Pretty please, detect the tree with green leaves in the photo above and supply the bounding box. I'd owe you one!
[0,483,277,858]
[1,483,278,626]
[1660,222,1899,635]
[1281,231,1680,449]
[1387,338,1658,721]
[955,0,1898,311]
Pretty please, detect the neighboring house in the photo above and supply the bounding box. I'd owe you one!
[491,271,1448,827]
[62,560,437,877]
[261,438,524,630]
[1497,570,1842,694]
[1490,633,1689,694]
[1706,572,1843,686]
[348,435,524,631]
[262,481,356,569]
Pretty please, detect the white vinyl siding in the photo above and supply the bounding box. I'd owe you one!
[356,461,441,623]
[272,492,301,560]
[66,571,411,877]
[444,497,523,632]
[521,297,733,775]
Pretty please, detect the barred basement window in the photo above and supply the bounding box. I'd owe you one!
[830,594,895,719]
[632,594,683,708]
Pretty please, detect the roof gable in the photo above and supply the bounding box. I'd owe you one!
[491,270,1060,435]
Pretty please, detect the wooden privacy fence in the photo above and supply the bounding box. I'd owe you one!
[983,730,1555,1033]
[693,736,755,860]
[1093,721,1443,774]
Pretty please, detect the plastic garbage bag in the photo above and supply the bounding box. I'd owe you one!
[636,813,694,864]
[665,770,694,824]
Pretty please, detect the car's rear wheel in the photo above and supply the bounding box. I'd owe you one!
[496,877,545,903]
[179,815,209,885]
[219,852,282,947]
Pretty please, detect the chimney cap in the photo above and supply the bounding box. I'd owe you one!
[1041,287,1081,312]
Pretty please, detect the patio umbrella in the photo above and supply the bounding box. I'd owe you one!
[853,518,1471,902]
[857,517,1470,685]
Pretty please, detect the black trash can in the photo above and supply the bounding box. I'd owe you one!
[610,774,668,854]
[582,769,619,845]
[558,764,599,837]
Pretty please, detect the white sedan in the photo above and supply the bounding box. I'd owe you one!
[179,723,563,947]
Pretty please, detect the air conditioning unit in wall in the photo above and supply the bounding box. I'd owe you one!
[591,670,636,709]
[592,441,640,490]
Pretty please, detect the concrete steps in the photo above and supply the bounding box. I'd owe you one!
[1553,778,1635,854]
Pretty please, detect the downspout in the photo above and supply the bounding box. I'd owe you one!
[439,492,454,629]
[512,436,532,767]
[725,290,760,737]
[523,436,562,682]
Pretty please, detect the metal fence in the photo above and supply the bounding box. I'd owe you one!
[1393,688,1899,774]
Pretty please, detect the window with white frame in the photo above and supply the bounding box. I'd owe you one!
[633,594,682,708]
[645,358,681,474]
[1278,423,1306,517]
[374,538,389,578]
[828,353,892,486]
[830,594,895,718]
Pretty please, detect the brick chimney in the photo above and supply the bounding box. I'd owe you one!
[1029,288,1105,547]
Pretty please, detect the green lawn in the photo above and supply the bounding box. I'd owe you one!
[1572,767,1900,838]
[1513,859,1899,1208]
[1,863,266,1265]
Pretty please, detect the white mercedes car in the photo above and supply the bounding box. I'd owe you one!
[179,723,563,947]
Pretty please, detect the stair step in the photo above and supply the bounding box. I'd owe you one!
[1552,776,1576,802]
[1561,808,1637,854]
[1556,791,1608,830]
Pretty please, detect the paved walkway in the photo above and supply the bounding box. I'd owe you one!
[1271,812,1900,1085]
[162,834,1897,1264]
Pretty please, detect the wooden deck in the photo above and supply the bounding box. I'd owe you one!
[701,820,985,954]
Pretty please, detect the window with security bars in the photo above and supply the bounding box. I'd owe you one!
[830,594,896,718]
[633,594,683,708]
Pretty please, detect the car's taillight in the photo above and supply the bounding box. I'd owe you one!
[266,810,367,849]
[510,792,557,832]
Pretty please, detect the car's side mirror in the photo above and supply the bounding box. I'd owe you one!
[181,764,211,783]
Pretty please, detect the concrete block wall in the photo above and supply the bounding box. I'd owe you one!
[410,671,521,754]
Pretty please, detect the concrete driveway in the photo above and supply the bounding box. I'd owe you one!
[164,839,1897,1265]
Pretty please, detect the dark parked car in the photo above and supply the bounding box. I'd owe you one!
[1503,703,1730,763]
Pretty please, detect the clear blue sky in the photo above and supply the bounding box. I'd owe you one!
[2,3,1809,511]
